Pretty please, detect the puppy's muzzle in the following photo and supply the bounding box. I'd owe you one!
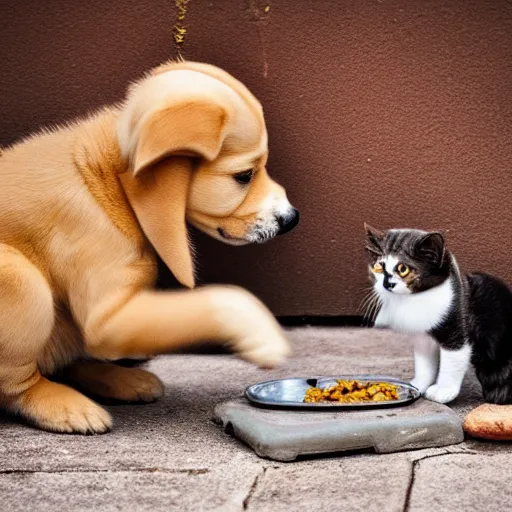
[277,208,300,236]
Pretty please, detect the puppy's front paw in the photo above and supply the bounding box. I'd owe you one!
[424,384,460,404]
[209,286,291,368]
[235,329,291,369]
[15,378,112,434]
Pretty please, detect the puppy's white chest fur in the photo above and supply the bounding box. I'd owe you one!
[375,277,454,333]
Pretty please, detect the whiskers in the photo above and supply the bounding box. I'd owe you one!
[248,225,279,244]
[359,287,382,327]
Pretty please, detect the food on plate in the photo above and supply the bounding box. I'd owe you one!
[304,379,399,403]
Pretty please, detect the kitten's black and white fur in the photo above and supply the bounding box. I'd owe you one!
[364,224,512,404]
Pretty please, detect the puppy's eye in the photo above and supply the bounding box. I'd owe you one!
[397,263,410,277]
[372,262,384,273]
[234,169,254,185]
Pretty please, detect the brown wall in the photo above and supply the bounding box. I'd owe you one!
[1,0,512,315]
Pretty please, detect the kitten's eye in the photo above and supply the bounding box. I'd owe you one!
[234,169,254,185]
[372,262,384,273]
[397,263,410,278]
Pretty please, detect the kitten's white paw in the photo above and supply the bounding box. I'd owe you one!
[424,384,460,404]
[409,378,433,394]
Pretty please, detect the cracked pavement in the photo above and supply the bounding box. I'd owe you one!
[1,327,510,511]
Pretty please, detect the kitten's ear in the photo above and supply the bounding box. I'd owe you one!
[364,223,385,256]
[416,232,446,267]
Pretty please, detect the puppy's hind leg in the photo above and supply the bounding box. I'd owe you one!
[0,246,111,434]
[64,361,164,403]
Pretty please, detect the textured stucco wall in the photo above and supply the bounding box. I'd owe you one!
[1,0,511,315]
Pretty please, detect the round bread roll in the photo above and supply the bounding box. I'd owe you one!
[463,404,512,441]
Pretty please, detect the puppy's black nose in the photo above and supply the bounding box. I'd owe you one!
[277,208,300,236]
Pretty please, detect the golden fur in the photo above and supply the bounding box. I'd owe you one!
[0,60,296,433]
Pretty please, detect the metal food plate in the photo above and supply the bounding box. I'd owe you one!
[245,376,420,410]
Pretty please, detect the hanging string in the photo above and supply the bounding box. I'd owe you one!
[173,0,191,57]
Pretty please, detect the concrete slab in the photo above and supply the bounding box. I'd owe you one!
[0,467,260,512]
[213,398,463,461]
[244,455,412,512]
[407,453,512,512]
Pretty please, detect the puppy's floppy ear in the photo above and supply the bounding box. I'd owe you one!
[122,100,227,288]
[364,223,385,257]
[132,100,227,175]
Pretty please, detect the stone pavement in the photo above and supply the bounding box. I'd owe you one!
[1,327,510,511]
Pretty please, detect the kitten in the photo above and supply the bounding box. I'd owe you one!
[364,224,512,404]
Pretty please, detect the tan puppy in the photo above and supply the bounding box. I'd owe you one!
[0,60,299,434]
